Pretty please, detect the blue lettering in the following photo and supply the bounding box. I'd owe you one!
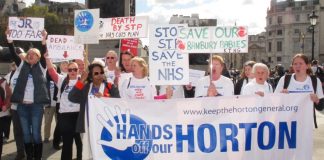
[220,123,239,152]
[117,124,127,139]
[163,125,173,140]
[258,121,276,150]
[152,125,162,139]
[239,123,257,151]
[176,125,195,152]
[197,124,216,153]
[278,121,297,149]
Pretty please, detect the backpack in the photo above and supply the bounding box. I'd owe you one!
[314,67,324,82]
[283,74,319,128]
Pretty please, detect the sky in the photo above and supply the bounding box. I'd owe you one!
[23,0,272,44]
[23,0,271,34]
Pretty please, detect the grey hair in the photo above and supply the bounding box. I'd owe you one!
[252,63,269,74]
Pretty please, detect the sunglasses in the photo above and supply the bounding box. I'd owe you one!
[106,57,115,60]
[93,71,105,76]
[68,68,78,72]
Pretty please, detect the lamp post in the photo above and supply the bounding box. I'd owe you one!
[309,11,318,61]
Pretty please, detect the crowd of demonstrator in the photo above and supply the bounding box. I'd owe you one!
[0,29,324,160]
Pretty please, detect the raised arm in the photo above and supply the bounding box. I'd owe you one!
[40,30,48,68]
[6,29,21,66]
[44,52,59,84]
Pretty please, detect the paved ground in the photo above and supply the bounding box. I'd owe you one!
[1,111,324,160]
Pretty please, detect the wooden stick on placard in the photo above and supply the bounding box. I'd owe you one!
[84,44,89,70]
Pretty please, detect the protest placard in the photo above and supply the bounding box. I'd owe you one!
[189,69,206,86]
[7,17,44,41]
[177,26,248,53]
[47,35,84,60]
[120,38,139,56]
[99,16,148,39]
[74,9,100,44]
[149,24,189,85]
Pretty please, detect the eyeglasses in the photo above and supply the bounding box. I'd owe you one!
[93,71,105,76]
[68,68,78,72]
[106,57,115,60]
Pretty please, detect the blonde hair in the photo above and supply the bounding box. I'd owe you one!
[210,55,224,66]
[131,57,148,77]
[27,48,41,58]
[106,50,118,58]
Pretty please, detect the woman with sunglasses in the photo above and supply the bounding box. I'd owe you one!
[45,55,82,160]
[67,62,120,159]
[104,50,120,84]
[120,57,172,100]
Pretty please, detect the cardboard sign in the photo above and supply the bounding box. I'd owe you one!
[149,24,189,85]
[74,9,100,44]
[7,17,44,41]
[177,26,248,53]
[120,38,139,56]
[99,16,148,39]
[47,35,84,60]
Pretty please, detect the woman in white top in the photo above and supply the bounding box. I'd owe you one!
[234,61,256,95]
[275,54,324,128]
[121,57,172,100]
[46,55,82,160]
[242,63,273,96]
[195,55,234,97]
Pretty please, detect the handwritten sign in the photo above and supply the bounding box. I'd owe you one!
[47,35,84,60]
[7,17,44,41]
[120,38,139,56]
[99,16,148,39]
[149,24,189,85]
[189,69,206,86]
[177,26,248,53]
[74,9,100,44]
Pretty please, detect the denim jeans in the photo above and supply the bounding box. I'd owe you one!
[17,104,44,143]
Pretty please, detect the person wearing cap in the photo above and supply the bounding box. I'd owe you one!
[6,29,49,160]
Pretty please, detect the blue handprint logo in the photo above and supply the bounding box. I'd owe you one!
[97,106,153,160]
[75,10,94,32]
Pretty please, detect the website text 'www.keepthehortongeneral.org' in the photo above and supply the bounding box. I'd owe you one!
[183,105,299,116]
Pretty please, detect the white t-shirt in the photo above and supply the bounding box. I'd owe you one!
[242,79,273,95]
[57,77,80,113]
[15,62,47,103]
[195,75,234,97]
[118,73,132,91]
[120,76,157,100]
[274,74,324,99]
[49,81,56,107]
[240,78,254,94]
[104,68,115,84]
[159,85,184,99]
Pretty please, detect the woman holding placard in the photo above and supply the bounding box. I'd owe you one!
[6,29,49,160]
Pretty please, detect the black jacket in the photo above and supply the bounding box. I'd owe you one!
[68,81,120,133]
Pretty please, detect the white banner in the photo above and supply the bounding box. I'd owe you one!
[74,9,100,44]
[99,16,148,39]
[177,26,248,53]
[149,24,189,85]
[88,93,313,160]
[7,17,44,41]
[47,35,84,60]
